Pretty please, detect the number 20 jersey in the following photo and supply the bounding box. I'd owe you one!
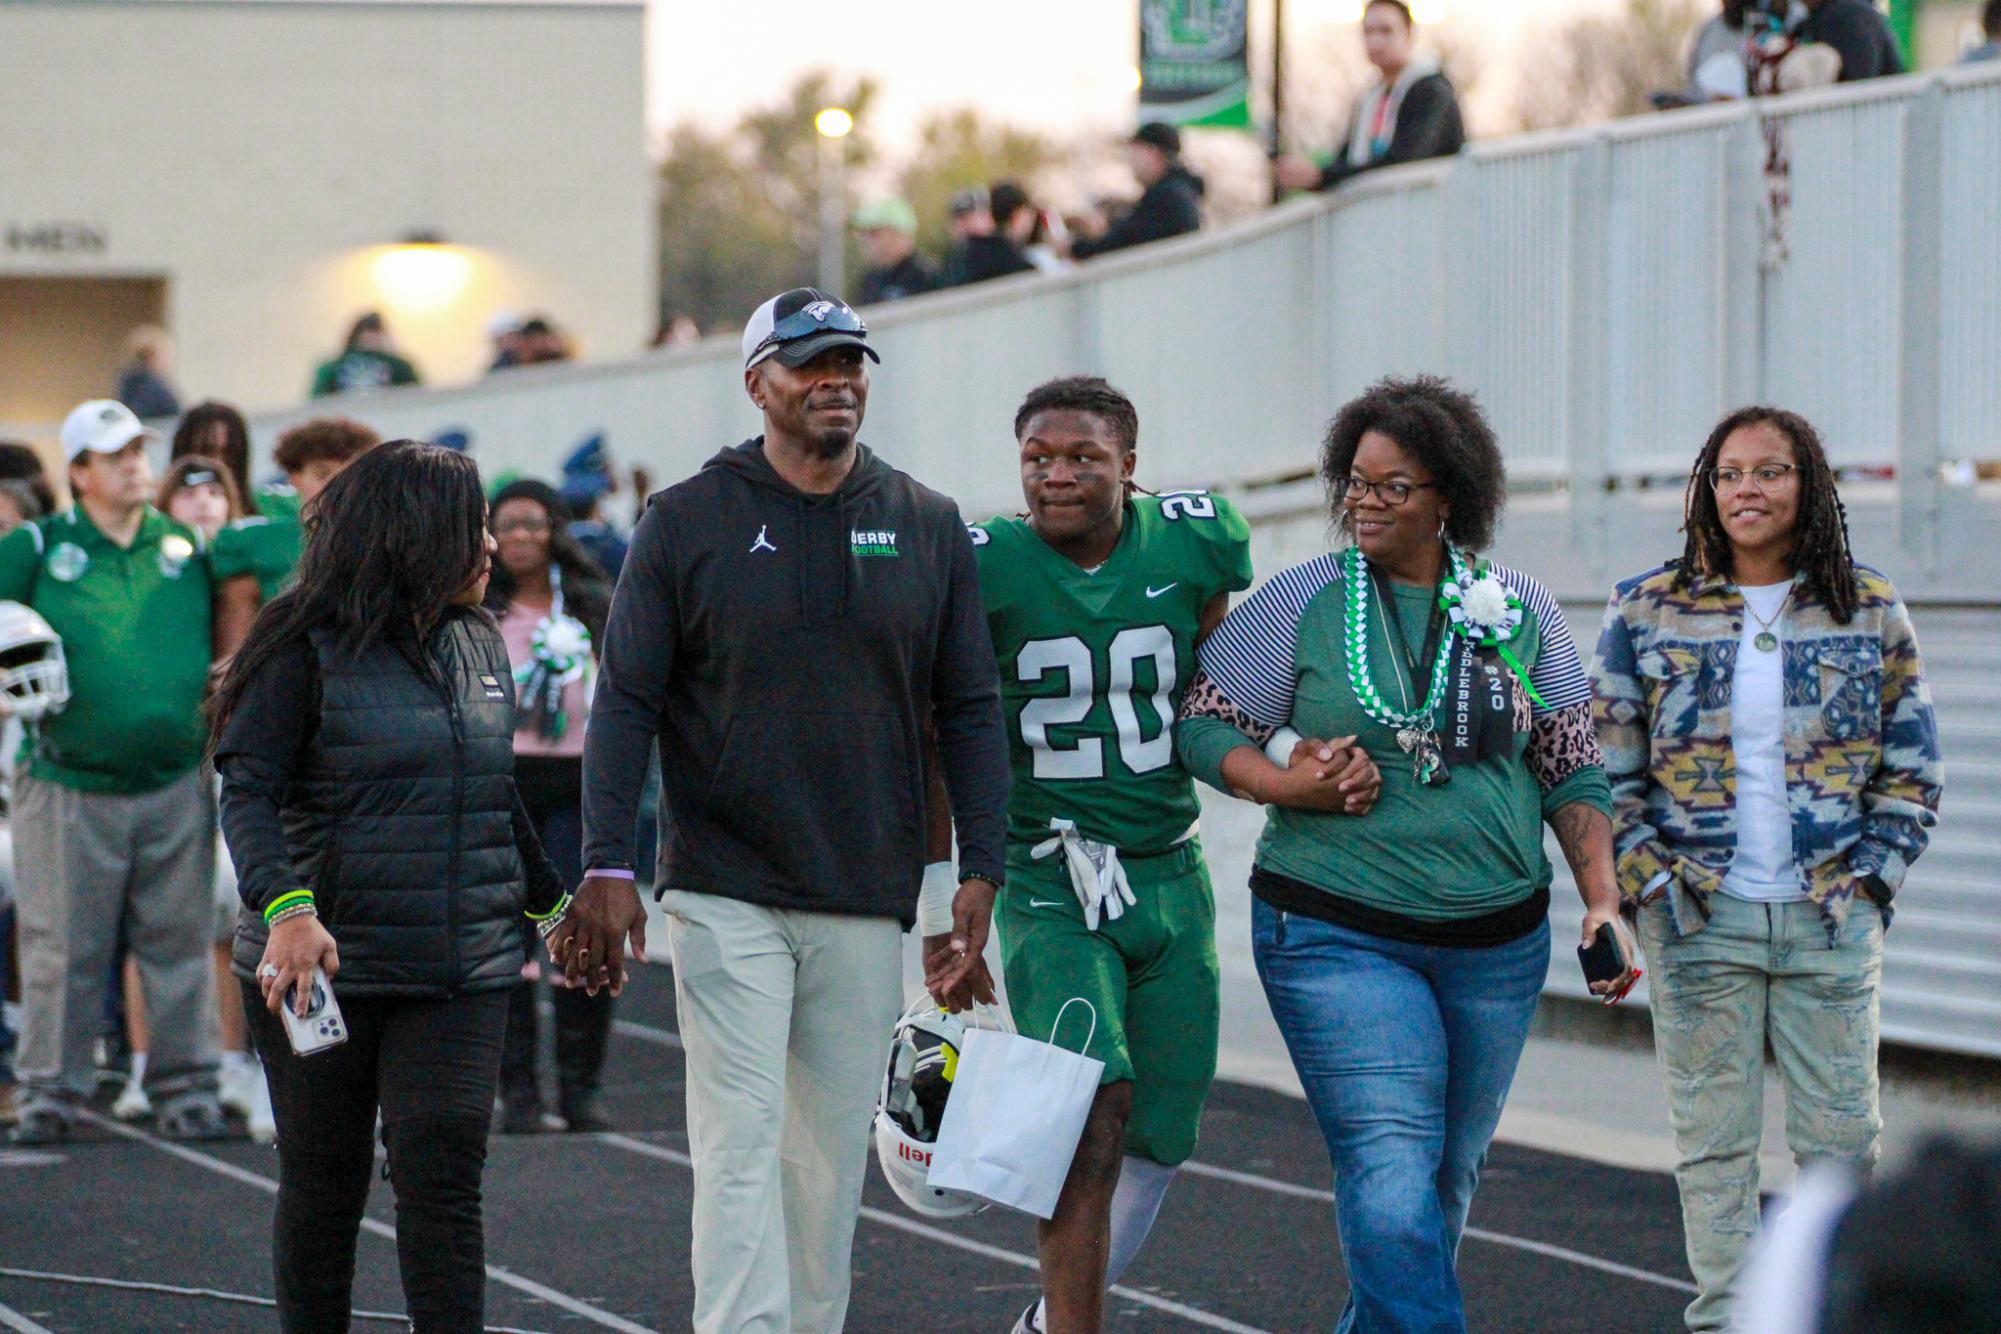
[970,492,1253,856]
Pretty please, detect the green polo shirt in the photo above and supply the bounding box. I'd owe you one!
[210,514,303,602]
[0,506,213,794]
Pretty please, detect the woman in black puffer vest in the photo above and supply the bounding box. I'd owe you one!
[210,441,566,1334]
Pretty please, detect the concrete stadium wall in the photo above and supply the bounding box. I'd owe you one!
[0,0,652,417]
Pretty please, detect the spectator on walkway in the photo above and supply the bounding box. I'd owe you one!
[991,181,1068,274]
[116,325,182,422]
[940,186,1037,288]
[2,400,226,1146]
[170,401,257,515]
[853,198,940,305]
[0,480,42,535]
[1275,0,1466,194]
[309,312,420,398]
[484,479,615,1136]
[158,455,244,543]
[565,287,1009,1333]
[1178,375,1636,1334]
[211,416,381,657]
[211,441,565,1333]
[1963,0,2001,61]
[1591,407,1942,1333]
[1795,0,1905,82]
[516,316,573,366]
[558,434,628,580]
[0,444,56,518]
[1071,123,1205,259]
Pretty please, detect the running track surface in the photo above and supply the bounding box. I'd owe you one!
[0,965,1695,1333]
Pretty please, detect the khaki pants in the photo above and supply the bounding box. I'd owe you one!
[14,769,220,1105]
[661,889,904,1334]
[1636,892,1883,1333]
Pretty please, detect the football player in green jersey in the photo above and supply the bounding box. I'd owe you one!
[947,377,1376,1334]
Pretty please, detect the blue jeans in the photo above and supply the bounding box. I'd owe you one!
[1251,898,1549,1334]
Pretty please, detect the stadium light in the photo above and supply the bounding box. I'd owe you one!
[815,107,854,139]
[814,110,852,293]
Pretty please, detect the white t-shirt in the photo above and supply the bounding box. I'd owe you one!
[1722,581,1804,902]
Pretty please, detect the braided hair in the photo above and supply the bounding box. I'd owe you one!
[1013,375,1148,498]
[1677,406,1858,624]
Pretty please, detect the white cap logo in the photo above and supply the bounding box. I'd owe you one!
[803,300,837,323]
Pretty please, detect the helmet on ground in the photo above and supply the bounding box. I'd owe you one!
[874,995,987,1220]
[0,601,67,721]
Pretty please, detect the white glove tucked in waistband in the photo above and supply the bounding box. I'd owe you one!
[1029,818,1135,931]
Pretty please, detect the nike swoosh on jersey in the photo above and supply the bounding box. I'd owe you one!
[1027,899,1066,909]
[1145,583,1178,598]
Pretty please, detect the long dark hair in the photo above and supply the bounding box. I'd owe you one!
[482,478,611,644]
[207,441,490,740]
[1676,406,1857,624]
[170,401,255,513]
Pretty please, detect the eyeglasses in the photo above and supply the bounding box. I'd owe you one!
[1707,463,1798,490]
[493,518,552,536]
[1333,475,1439,507]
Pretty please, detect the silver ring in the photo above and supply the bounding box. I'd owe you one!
[260,964,281,980]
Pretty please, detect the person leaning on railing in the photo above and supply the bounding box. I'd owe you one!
[1176,375,1637,1334]
[1589,406,1943,1334]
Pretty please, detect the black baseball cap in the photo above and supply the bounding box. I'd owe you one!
[740,288,879,370]
[1131,121,1182,155]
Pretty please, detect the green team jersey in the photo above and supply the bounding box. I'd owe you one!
[0,505,212,794]
[210,513,303,601]
[972,491,1252,855]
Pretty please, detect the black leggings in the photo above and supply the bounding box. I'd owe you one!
[501,755,612,1112]
[246,984,508,1334]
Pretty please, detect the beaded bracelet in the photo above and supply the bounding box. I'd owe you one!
[532,893,575,941]
[266,902,318,929]
[262,889,315,927]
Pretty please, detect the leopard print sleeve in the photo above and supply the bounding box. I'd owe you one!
[1179,670,1279,747]
[1525,698,1602,794]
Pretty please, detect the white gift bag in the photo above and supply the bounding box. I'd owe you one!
[925,998,1104,1219]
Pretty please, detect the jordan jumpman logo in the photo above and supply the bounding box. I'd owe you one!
[750,524,777,554]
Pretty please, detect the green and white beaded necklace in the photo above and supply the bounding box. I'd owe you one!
[1342,545,1455,783]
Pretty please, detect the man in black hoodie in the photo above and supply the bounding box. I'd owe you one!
[1071,122,1205,260]
[562,287,1009,1333]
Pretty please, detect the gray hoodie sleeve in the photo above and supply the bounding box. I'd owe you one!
[930,510,1011,885]
[581,503,676,876]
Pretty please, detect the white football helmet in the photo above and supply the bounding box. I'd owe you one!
[0,601,67,721]
[874,995,988,1220]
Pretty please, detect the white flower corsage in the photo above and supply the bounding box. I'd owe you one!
[1440,555,1544,707]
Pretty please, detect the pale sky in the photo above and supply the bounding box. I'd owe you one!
[644,0,1622,149]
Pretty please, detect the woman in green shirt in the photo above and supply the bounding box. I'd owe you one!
[1176,375,1636,1333]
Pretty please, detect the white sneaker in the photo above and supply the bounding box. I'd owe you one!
[219,1059,256,1119]
[1008,1300,1045,1334]
[246,1067,277,1144]
[111,1076,153,1121]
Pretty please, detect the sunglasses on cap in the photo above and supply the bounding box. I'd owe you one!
[748,299,867,361]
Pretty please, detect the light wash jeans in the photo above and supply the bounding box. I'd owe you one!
[1252,898,1549,1334]
[1636,891,1884,1332]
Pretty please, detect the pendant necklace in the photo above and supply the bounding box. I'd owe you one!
[1372,565,1448,783]
[1745,585,1791,653]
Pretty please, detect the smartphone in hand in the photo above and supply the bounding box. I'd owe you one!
[1577,923,1639,1002]
[280,965,349,1056]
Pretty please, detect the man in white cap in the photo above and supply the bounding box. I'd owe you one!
[0,400,226,1145]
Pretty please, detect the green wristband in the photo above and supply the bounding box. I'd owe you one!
[263,890,315,926]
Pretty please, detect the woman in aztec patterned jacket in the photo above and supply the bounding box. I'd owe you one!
[1590,405,1943,1334]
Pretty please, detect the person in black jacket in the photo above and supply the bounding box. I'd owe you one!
[940,185,1038,287]
[1795,0,1905,82]
[210,441,566,1334]
[560,287,1010,1333]
[1274,0,1465,194]
[1072,122,1205,260]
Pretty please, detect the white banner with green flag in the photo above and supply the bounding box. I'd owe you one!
[1138,0,1252,130]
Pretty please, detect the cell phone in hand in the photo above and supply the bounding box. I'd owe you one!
[1577,923,1630,989]
[280,965,348,1057]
